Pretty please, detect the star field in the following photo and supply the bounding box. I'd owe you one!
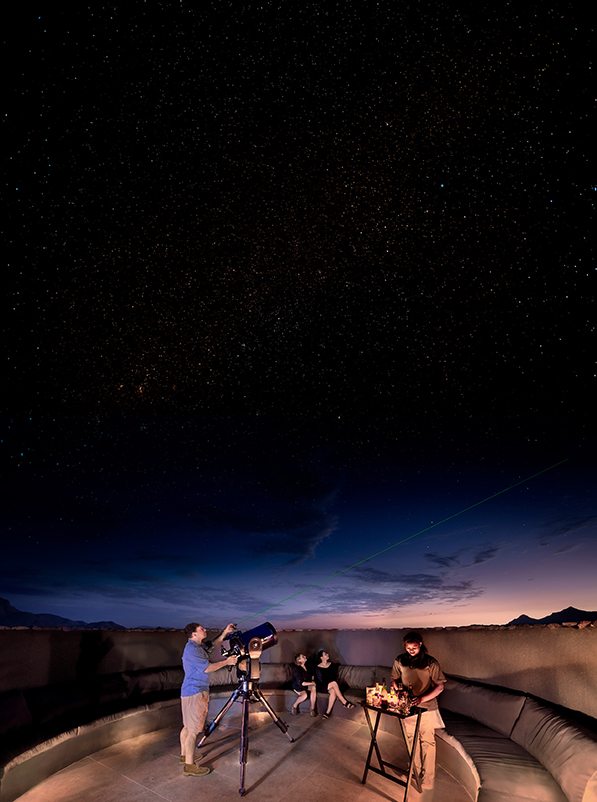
[3,1,595,419]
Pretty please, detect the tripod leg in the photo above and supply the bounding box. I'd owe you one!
[239,694,250,796]
[197,687,242,747]
[253,688,294,742]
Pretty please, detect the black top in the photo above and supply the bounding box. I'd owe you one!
[315,662,338,692]
[292,665,312,692]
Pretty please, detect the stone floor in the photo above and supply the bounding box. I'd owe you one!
[14,708,471,802]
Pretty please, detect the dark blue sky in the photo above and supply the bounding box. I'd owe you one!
[2,415,595,629]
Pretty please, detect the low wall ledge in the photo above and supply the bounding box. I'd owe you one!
[0,621,596,632]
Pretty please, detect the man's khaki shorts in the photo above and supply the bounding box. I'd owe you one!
[181,691,209,734]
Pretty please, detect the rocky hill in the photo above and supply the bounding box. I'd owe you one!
[507,606,597,625]
[0,597,125,629]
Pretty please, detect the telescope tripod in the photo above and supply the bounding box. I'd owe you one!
[198,675,294,796]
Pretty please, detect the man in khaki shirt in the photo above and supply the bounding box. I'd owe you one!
[391,631,446,800]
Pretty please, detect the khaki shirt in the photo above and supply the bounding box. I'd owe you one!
[391,655,446,712]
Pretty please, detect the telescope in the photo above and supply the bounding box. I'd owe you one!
[221,622,278,681]
[199,621,293,795]
[221,621,277,661]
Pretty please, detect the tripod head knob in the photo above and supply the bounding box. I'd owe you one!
[248,637,263,659]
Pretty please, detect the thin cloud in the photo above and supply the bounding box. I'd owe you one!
[248,515,338,565]
[470,546,500,564]
[271,574,483,621]
[424,551,463,568]
[554,543,583,555]
[540,514,597,539]
[536,513,597,552]
[423,545,500,568]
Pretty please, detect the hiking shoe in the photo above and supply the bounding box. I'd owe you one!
[183,764,210,777]
[179,753,204,765]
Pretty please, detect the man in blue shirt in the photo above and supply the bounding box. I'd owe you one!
[180,621,238,776]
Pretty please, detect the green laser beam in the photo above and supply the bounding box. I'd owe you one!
[236,457,569,625]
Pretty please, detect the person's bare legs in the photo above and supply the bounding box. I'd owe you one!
[180,692,208,767]
[180,726,199,765]
[325,686,338,715]
[327,680,350,707]
[292,690,307,712]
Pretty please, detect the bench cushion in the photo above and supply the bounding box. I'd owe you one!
[451,731,566,801]
[337,664,375,689]
[510,698,597,802]
[258,663,293,685]
[0,692,33,738]
[437,728,481,801]
[478,793,566,802]
[440,677,526,737]
[123,667,183,696]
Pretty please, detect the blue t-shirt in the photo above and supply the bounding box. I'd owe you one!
[181,639,213,697]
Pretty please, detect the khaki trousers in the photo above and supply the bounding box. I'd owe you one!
[403,711,437,800]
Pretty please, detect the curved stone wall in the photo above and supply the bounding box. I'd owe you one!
[1,623,595,719]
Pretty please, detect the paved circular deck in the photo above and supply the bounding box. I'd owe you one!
[14,708,470,802]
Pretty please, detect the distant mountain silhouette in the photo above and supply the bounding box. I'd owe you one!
[0,598,125,630]
[507,606,597,625]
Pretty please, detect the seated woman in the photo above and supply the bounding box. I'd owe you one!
[315,650,355,719]
[291,653,318,716]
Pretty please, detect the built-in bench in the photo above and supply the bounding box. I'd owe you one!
[2,663,596,802]
[0,666,184,802]
[436,675,597,802]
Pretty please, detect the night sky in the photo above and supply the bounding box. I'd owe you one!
[2,3,595,629]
